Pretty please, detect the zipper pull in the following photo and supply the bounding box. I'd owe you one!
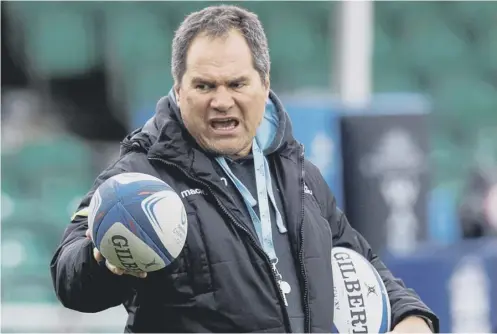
[271,262,282,280]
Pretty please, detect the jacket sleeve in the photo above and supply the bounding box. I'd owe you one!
[305,161,440,332]
[50,162,135,313]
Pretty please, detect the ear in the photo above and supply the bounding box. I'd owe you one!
[264,74,270,99]
[174,83,181,105]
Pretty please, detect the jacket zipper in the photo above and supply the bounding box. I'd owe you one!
[148,156,293,333]
[298,144,311,333]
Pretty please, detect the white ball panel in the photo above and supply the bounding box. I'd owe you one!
[141,190,188,259]
[112,172,165,185]
[99,222,166,272]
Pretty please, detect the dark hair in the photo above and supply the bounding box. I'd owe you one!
[171,5,270,84]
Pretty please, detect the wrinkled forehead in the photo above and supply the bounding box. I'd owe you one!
[184,30,257,82]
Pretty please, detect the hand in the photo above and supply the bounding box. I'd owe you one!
[389,316,433,333]
[85,229,147,278]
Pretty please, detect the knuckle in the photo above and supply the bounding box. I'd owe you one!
[105,261,120,274]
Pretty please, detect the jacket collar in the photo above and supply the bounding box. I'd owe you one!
[121,89,300,174]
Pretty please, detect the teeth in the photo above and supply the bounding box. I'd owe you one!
[211,119,238,130]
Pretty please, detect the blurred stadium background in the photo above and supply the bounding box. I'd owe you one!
[1,1,497,332]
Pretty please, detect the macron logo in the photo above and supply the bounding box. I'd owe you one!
[181,188,207,198]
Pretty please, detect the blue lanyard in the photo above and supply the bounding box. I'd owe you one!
[216,139,287,263]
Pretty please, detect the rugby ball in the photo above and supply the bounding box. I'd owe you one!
[331,247,391,334]
[88,172,188,273]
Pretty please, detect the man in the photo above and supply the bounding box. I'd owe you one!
[51,5,439,333]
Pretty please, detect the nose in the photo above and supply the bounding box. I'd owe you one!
[210,86,234,112]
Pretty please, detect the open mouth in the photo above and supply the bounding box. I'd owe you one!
[210,118,240,131]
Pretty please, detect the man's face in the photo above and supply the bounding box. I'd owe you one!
[175,29,269,158]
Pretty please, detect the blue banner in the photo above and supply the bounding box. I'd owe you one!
[283,97,344,209]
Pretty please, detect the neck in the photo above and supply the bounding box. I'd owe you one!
[228,142,253,160]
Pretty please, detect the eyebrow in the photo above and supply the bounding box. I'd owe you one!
[190,76,250,85]
[227,76,250,84]
[191,77,213,85]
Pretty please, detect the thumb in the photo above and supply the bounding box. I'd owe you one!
[93,247,104,262]
[85,229,92,240]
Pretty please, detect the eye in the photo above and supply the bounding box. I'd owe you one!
[195,83,211,91]
[229,81,246,89]
[194,80,217,92]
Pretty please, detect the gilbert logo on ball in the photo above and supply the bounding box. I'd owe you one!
[331,247,391,334]
[88,172,188,272]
